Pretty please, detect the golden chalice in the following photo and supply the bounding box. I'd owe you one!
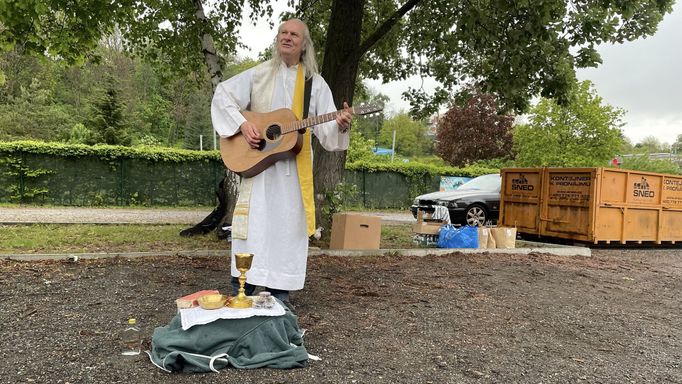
[228,253,254,309]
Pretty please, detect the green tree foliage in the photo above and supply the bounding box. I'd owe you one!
[620,136,635,155]
[134,93,175,146]
[346,130,377,163]
[351,112,383,145]
[350,87,389,142]
[0,50,44,101]
[0,1,272,79]
[2,0,674,140]
[410,155,448,167]
[673,134,682,155]
[513,80,625,167]
[0,47,224,148]
[378,114,431,157]
[0,68,79,141]
[182,87,214,150]
[0,1,130,68]
[297,0,673,227]
[620,155,681,174]
[1,0,675,219]
[435,93,514,167]
[67,123,93,144]
[87,75,130,146]
[292,0,676,118]
[633,135,671,153]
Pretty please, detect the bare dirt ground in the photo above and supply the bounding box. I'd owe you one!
[1,248,680,383]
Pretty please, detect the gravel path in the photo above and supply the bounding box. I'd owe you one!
[0,207,415,225]
[0,207,209,224]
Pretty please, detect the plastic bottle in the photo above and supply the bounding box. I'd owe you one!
[120,318,141,356]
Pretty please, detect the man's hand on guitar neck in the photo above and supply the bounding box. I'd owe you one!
[336,102,352,133]
[240,121,261,148]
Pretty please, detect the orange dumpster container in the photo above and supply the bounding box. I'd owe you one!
[499,167,682,244]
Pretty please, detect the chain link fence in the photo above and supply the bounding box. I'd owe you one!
[0,151,224,206]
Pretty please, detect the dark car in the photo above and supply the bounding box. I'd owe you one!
[410,173,501,226]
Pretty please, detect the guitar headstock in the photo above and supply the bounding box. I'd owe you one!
[352,104,383,116]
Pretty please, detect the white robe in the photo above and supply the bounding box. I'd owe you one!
[211,61,349,290]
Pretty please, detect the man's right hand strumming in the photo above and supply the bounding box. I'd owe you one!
[240,121,261,148]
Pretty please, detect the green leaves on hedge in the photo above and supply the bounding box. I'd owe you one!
[0,140,221,163]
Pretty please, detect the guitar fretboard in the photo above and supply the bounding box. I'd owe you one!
[280,108,353,134]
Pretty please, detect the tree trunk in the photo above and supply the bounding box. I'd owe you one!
[314,0,423,232]
[315,0,365,230]
[194,0,238,224]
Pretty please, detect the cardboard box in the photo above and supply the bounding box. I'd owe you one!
[413,209,446,235]
[329,213,381,249]
[413,220,444,235]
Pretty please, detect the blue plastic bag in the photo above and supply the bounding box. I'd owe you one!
[437,225,479,248]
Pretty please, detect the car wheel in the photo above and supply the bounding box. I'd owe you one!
[465,204,487,226]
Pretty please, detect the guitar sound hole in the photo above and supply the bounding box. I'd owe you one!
[266,124,282,141]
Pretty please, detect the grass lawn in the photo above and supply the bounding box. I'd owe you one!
[0,223,418,254]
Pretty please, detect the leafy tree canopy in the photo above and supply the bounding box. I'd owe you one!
[0,0,274,81]
[379,113,431,157]
[348,86,389,142]
[0,46,224,148]
[87,74,130,145]
[435,92,514,167]
[673,134,682,154]
[633,135,671,153]
[513,80,625,167]
[346,130,377,163]
[288,0,675,118]
[2,0,674,117]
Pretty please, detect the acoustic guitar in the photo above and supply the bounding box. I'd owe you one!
[219,104,382,178]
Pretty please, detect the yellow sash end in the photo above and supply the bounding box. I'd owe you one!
[293,65,316,236]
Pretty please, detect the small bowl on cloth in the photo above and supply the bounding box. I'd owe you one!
[197,294,229,310]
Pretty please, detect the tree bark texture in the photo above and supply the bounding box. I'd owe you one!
[315,0,365,229]
[194,0,238,224]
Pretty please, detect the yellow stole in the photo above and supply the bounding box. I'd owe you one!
[292,65,316,236]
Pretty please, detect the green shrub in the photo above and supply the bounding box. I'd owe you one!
[620,155,682,175]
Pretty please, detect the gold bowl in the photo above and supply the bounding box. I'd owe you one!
[197,294,229,310]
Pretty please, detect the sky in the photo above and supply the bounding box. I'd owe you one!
[237,2,682,146]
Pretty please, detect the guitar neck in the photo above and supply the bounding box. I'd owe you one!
[281,108,352,135]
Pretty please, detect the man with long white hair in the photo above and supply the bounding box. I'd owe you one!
[211,18,352,310]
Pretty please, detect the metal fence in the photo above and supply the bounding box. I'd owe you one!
[0,152,224,206]
[0,152,444,208]
[344,170,440,209]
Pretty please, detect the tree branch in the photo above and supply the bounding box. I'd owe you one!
[193,0,223,90]
[351,0,423,63]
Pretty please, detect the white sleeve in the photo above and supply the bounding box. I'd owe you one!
[311,76,350,151]
[211,69,254,137]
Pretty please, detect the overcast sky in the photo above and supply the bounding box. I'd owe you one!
[576,1,682,145]
[238,2,681,146]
